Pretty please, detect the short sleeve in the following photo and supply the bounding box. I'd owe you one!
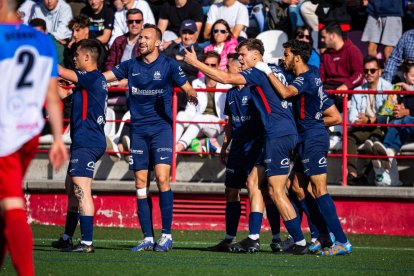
[224,93,230,116]
[170,60,188,87]
[290,75,309,95]
[75,70,87,87]
[240,68,260,87]
[111,59,130,80]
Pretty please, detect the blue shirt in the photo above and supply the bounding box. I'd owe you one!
[70,70,108,148]
[290,66,331,138]
[240,65,297,138]
[224,86,263,155]
[112,54,187,129]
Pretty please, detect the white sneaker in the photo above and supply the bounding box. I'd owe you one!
[329,135,342,151]
[105,135,121,162]
[373,141,394,169]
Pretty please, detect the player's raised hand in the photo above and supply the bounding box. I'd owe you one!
[183,46,198,66]
[49,139,68,172]
[255,61,272,75]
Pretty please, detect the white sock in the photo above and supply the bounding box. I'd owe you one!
[62,234,71,241]
[295,239,307,246]
[81,240,92,246]
[248,234,260,240]
[161,234,172,239]
[225,234,235,241]
[311,238,317,243]
[144,237,154,243]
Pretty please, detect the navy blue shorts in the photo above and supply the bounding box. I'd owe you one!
[129,125,173,171]
[68,147,105,178]
[225,150,262,189]
[264,134,297,177]
[293,132,329,176]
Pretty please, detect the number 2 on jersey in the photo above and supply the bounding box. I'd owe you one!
[16,51,34,89]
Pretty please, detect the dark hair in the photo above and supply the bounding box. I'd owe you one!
[202,51,221,64]
[29,18,47,32]
[282,40,312,63]
[402,60,414,74]
[295,25,313,45]
[142,23,162,41]
[227,53,239,60]
[126,8,143,18]
[363,55,383,69]
[321,22,343,38]
[236,38,265,56]
[77,39,101,63]
[210,19,233,45]
[68,14,90,30]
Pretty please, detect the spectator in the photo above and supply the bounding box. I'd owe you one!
[203,19,238,72]
[18,0,37,24]
[361,0,404,62]
[300,0,318,31]
[30,0,73,44]
[67,0,87,17]
[80,0,115,46]
[157,0,203,44]
[383,29,414,83]
[294,25,319,68]
[147,0,168,22]
[320,23,364,112]
[204,0,249,41]
[176,51,232,153]
[372,61,414,169]
[163,20,203,111]
[109,0,155,46]
[347,55,394,185]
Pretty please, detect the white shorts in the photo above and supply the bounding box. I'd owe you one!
[361,15,402,46]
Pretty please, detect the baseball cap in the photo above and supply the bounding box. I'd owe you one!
[180,20,197,34]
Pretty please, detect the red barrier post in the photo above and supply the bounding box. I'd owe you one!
[341,93,349,186]
[171,88,178,183]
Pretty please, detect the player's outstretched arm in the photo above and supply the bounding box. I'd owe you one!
[103,70,118,83]
[46,78,68,171]
[181,81,199,106]
[58,65,78,83]
[183,46,246,85]
[323,104,342,127]
[255,62,297,99]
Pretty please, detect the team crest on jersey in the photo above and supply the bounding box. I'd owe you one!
[97,116,104,125]
[315,78,322,87]
[153,71,161,80]
[281,100,288,109]
[242,96,248,105]
[315,112,322,120]
[102,81,108,91]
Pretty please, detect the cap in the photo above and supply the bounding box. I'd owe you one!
[180,20,197,34]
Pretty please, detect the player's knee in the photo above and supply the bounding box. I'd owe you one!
[0,197,25,212]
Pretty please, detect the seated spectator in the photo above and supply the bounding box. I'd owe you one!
[157,0,203,46]
[294,25,320,68]
[346,55,394,185]
[163,20,203,111]
[109,0,155,46]
[204,0,249,41]
[361,0,403,62]
[203,19,238,72]
[30,0,73,44]
[372,61,414,169]
[175,51,232,153]
[80,0,115,46]
[67,0,87,17]
[383,29,414,83]
[320,23,364,112]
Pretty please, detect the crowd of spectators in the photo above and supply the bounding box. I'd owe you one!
[19,0,414,186]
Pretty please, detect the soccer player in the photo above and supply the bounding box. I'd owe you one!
[103,24,198,252]
[0,0,68,274]
[184,39,309,255]
[255,39,352,255]
[51,39,108,253]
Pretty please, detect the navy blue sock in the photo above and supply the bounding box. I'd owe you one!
[265,203,280,236]
[316,194,347,243]
[79,215,93,242]
[298,197,320,239]
[283,216,305,242]
[64,211,79,237]
[249,212,263,235]
[289,195,303,221]
[304,194,329,236]
[137,198,153,238]
[226,201,241,237]
[159,189,174,235]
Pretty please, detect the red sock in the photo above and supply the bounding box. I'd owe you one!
[0,215,7,268]
[3,209,34,276]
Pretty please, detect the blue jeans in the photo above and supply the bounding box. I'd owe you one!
[383,116,414,152]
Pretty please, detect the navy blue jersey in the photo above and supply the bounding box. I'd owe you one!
[290,66,331,137]
[224,86,263,155]
[240,65,297,138]
[70,70,108,148]
[111,54,187,128]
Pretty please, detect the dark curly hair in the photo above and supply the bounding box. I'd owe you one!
[282,40,312,64]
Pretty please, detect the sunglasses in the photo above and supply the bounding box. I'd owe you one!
[181,30,195,35]
[364,68,379,74]
[204,63,218,67]
[296,33,311,40]
[213,29,227,34]
[127,19,143,25]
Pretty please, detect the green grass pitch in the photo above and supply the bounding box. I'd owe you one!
[2,224,414,275]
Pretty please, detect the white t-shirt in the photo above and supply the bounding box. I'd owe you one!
[206,1,249,39]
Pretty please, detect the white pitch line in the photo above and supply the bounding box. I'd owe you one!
[34,238,414,251]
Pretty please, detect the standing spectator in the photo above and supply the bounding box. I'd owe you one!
[17,0,37,24]
[294,25,320,68]
[320,23,364,112]
[383,29,414,83]
[204,0,249,41]
[157,0,203,44]
[109,0,155,46]
[361,0,404,62]
[203,19,238,72]
[30,0,73,44]
[300,0,318,31]
[163,20,203,110]
[81,0,115,46]
[347,55,393,185]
